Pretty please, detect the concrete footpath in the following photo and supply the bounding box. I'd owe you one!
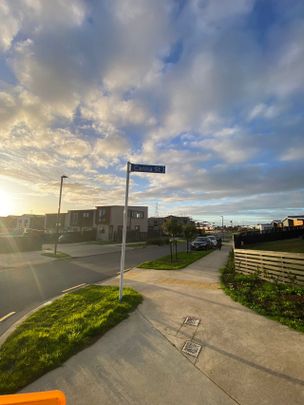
[22,247,304,405]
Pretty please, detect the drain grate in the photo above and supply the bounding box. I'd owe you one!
[182,340,202,358]
[184,316,200,327]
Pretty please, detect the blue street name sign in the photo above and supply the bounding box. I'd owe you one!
[130,163,166,173]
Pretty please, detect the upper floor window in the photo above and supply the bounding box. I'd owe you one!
[98,208,106,219]
[71,212,78,225]
[129,210,144,219]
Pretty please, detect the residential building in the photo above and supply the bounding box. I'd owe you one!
[44,213,67,233]
[282,215,304,228]
[271,220,282,228]
[195,221,214,231]
[148,215,193,236]
[96,206,148,241]
[16,215,45,233]
[256,223,273,232]
[65,209,96,232]
[0,216,18,235]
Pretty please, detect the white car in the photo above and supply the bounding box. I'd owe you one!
[206,235,218,247]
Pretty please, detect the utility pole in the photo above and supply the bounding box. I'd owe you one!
[54,175,68,255]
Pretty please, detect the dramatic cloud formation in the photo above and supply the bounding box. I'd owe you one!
[0,0,303,223]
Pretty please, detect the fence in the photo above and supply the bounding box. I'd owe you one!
[234,249,304,286]
[0,236,43,253]
[234,227,304,248]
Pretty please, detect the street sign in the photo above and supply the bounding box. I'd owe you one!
[130,164,166,174]
[119,161,166,302]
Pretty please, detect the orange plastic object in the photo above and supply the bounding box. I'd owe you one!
[0,390,66,405]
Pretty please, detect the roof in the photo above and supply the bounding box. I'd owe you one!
[96,205,147,209]
[282,215,304,221]
[68,209,96,213]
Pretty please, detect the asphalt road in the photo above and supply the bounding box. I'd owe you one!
[0,244,184,336]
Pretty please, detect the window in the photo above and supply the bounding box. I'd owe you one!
[71,212,78,225]
[129,210,144,219]
[98,208,106,220]
[83,212,90,218]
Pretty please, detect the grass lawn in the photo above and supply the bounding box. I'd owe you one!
[221,253,304,333]
[41,251,71,259]
[245,238,304,253]
[0,285,142,394]
[138,249,212,270]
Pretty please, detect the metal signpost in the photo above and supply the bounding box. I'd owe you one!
[54,175,68,256]
[119,161,166,301]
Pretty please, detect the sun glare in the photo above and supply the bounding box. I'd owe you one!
[0,190,15,216]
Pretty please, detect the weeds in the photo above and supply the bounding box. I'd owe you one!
[221,252,304,333]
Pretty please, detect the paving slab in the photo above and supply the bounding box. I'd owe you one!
[23,311,235,405]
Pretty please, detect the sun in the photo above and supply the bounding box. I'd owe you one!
[0,190,15,216]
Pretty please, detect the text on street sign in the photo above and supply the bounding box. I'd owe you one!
[130,164,165,173]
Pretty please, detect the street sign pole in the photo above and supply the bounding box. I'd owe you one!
[119,161,165,301]
[119,161,131,302]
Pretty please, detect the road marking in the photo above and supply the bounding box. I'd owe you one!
[0,311,16,323]
[62,283,87,293]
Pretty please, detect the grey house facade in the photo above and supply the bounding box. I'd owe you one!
[65,209,96,232]
[96,206,148,241]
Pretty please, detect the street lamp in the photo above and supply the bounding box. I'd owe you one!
[54,175,68,255]
[221,216,224,229]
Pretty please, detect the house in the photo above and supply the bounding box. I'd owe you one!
[96,206,148,241]
[65,209,96,232]
[282,215,304,228]
[148,215,193,236]
[44,213,67,233]
[196,221,214,231]
[16,215,45,233]
[256,223,273,232]
[0,216,18,235]
[271,220,282,229]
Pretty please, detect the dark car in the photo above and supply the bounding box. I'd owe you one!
[190,236,212,250]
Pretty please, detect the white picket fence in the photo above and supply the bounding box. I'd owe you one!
[234,249,304,285]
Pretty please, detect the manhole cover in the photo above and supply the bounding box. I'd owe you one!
[182,340,202,358]
[184,316,200,327]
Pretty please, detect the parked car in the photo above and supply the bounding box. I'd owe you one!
[206,235,218,248]
[190,236,212,250]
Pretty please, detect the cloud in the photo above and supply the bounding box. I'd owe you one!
[0,0,303,220]
[281,147,304,161]
[0,1,20,51]
[248,103,281,120]
[94,134,130,161]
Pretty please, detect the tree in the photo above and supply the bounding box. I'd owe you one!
[184,223,197,253]
[162,218,183,262]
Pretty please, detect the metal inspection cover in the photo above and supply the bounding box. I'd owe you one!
[182,340,202,358]
[184,316,200,327]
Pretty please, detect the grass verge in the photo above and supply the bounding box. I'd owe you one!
[41,251,71,259]
[245,237,304,253]
[138,249,212,270]
[221,252,304,333]
[0,285,142,394]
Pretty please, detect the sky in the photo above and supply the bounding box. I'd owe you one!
[0,0,303,225]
